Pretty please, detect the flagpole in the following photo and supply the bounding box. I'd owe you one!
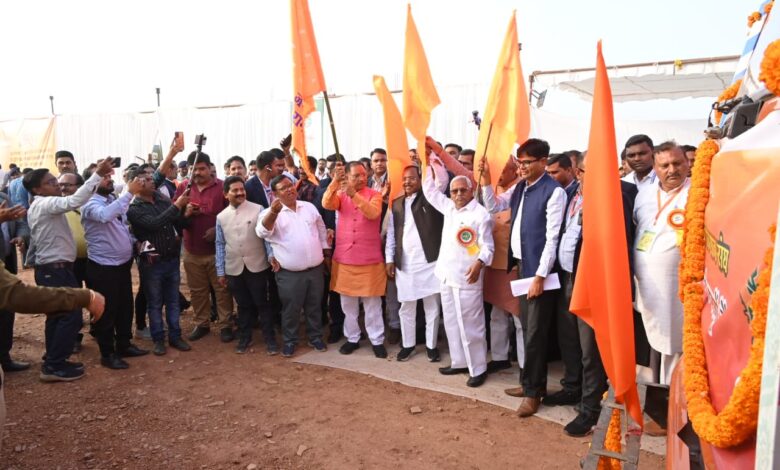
[322,92,340,157]
[475,122,494,203]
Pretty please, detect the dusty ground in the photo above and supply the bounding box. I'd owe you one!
[1,267,665,469]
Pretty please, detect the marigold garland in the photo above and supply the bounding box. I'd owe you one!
[759,39,780,96]
[597,409,622,470]
[679,133,775,447]
[713,79,742,124]
[748,11,762,27]
[765,1,774,15]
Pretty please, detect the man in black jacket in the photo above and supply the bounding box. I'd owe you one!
[556,151,638,437]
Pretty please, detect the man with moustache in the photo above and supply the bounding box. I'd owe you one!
[423,157,494,387]
[257,175,330,358]
[216,176,275,354]
[81,165,149,369]
[633,142,691,387]
[385,165,444,362]
[24,158,114,381]
[322,162,387,358]
[173,155,234,343]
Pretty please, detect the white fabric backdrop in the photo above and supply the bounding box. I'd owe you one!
[53,85,706,174]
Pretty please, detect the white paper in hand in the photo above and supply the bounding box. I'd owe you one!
[510,273,561,297]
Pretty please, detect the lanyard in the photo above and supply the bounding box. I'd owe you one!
[654,185,684,225]
[568,192,582,220]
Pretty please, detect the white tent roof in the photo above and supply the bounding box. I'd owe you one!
[530,55,739,102]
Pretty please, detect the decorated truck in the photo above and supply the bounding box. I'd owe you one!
[667,1,780,468]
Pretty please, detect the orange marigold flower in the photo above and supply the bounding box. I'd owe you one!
[759,39,780,96]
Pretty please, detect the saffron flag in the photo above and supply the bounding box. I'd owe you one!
[290,0,325,181]
[476,11,530,189]
[373,75,411,202]
[402,4,440,170]
[569,41,643,427]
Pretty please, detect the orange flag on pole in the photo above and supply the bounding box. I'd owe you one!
[569,41,643,427]
[290,0,325,181]
[402,3,440,170]
[476,10,530,189]
[373,75,411,202]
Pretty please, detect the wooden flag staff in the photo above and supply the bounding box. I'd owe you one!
[322,92,340,158]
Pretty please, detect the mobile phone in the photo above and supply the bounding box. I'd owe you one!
[174,132,184,148]
[281,134,292,148]
[112,157,122,168]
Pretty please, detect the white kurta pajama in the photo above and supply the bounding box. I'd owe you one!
[633,179,690,384]
[422,165,494,377]
[385,194,442,349]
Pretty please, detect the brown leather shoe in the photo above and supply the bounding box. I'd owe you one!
[643,417,667,437]
[516,397,540,418]
[504,386,525,397]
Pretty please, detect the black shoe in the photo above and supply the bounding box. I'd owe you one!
[236,339,252,354]
[487,359,511,373]
[153,340,166,356]
[438,366,469,375]
[339,341,360,355]
[119,344,150,358]
[542,389,581,407]
[40,365,85,382]
[327,328,343,344]
[307,338,327,352]
[100,354,130,370]
[282,343,296,358]
[188,326,210,341]
[65,360,84,371]
[1,359,31,373]
[169,337,191,352]
[564,412,599,437]
[180,298,192,311]
[397,346,416,362]
[426,347,441,362]
[372,344,388,359]
[467,372,488,388]
[220,327,235,343]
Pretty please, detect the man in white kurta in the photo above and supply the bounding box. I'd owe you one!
[422,158,494,387]
[385,165,444,362]
[633,143,691,385]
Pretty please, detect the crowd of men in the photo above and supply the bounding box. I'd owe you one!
[0,131,694,438]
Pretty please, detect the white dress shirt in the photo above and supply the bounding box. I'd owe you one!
[28,172,102,265]
[422,169,494,289]
[482,176,566,278]
[256,200,329,271]
[622,169,657,191]
[558,191,583,273]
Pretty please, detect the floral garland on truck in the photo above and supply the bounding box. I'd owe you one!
[678,39,779,448]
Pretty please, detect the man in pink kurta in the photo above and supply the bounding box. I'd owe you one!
[322,162,387,358]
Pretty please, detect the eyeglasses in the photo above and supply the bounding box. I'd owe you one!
[516,158,541,167]
[450,187,471,194]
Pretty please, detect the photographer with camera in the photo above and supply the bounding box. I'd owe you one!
[127,167,194,356]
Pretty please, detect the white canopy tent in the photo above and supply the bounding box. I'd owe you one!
[44,55,736,172]
[529,55,739,102]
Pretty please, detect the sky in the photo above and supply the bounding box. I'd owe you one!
[1,0,751,121]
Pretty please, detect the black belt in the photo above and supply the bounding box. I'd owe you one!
[36,261,74,269]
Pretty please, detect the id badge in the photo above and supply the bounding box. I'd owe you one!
[636,230,656,252]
